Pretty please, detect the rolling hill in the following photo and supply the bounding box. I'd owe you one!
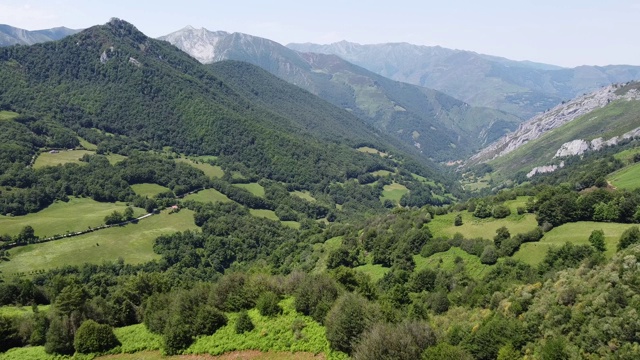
[0,24,80,46]
[288,41,640,119]
[160,27,521,160]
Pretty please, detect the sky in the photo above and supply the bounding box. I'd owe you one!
[0,0,638,68]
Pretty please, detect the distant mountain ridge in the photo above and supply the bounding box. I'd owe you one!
[0,24,80,46]
[287,41,640,119]
[160,27,521,160]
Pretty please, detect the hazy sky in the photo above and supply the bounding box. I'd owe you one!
[1,0,638,67]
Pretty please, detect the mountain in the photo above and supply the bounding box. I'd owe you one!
[0,19,447,191]
[469,82,640,179]
[287,41,640,119]
[160,27,521,160]
[0,24,80,46]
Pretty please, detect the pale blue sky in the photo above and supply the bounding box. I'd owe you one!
[0,0,638,67]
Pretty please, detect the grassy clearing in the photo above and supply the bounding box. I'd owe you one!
[0,346,54,360]
[312,237,342,273]
[357,146,388,157]
[608,162,640,190]
[0,209,197,277]
[372,170,392,177]
[380,183,408,204]
[33,150,94,168]
[234,183,265,198]
[0,305,50,318]
[0,197,145,238]
[354,263,390,282]
[282,221,301,229]
[106,154,127,165]
[78,137,98,150]
[249,209,279,221]
[0,110,19,120]
[176,158,224,178]
[513,221,630,265]
[462,174,492,192]
[186,298,344,359]
[131,183,171,197]
[428,210,537,240]
[291,191,316,202]
[185,189,232,203]
[414,248,490,280]
[114,324,163,353]
[613,146,640,162]
[99,351,325,360]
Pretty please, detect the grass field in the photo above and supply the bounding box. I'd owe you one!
[131,183,171,197]
[0,305,50,318]
[98,351,325,360]
[428,210,537,240]
[249,209,279,221]
[372,170,393,177]
[0,197,145,238]
[513,221,630,265]
[0,209,197,277]
[608,162,640,190]
[313,237,343,273]
[234,183,266,198]
[33,150,95,168]
[176,158,225,178]
[380,183,408,204]
[78,137,98,150]
[107,153,127,165]
[357,146,388,157]
[0,110,18,120]
[185,188,233,203]
[613,146,640,162]
[414,247,490,280]
[354,263,390,282]
[291,191,316,202]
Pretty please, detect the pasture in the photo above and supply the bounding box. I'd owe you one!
[106,153,127,165]
[428,210,537,240]
[131,183,171,197]
[0,209,197,277]
[184,188,232,203]
[0,197,145,238]
[33,150,95,168]
[78,137,98,150]
[513,221,630,265]
[176,157,225,178]
[380,183,408,204]
[234,183,266,197]
[608,162,640,190]
[0,110,19,120]
[291,190,316,202]
[414,247,490,280]
[357,146,388,157]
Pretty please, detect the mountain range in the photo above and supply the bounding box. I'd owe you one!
[0,24,79,46]
[288,41,640,119]
[160,27,521,160]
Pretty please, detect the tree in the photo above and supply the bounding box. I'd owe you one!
[494,226,510,249]
[16,225,37,244]
[422,342,472,360]
[618,226,640,251]
[44,316,75,355]
[256,291,282,317]
[194,306,227,336]
[325,293,371,354]
[235,310,254,334]
[353,321,436,360]
[492,205,511,219]
[588,229,606,252]
[480,245,498,265]
[73,319,120,354]
[473,201,491,219]
[454,214,463,226]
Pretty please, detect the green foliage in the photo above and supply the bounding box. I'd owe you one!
[325,293,372,354]
[588,229,606,252]
[256,291,282,317]
[454,214,463,226]
[480,245,498,265]
[73,319,120,354]
[44,316,74,355]
[618,226,640,251]
[352,321,436,360]
[235,310,255,334]
[492,204,511,219]
[294,274,339,324]
[422,342,472,360]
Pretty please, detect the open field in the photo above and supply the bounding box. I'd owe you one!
[291,191,316,202]
[0,197,145,238]
[98,351,325,360]
[0,209,197,277]
[354,263,389,282]
[428,210,537,240]
[0,305,50,318]
[78,137,98,150]
[185,188,233,203]
[380,183,408,204]
[177,157,225,178]
[107,153,127,165]
[608,162,640,190]
[234,183,265,198]
[357,146,387,157]
[513,221,630,265]
[131,183,171,197]
[414,247,490,280]
[312,237,342,274]
[0,110,19,120]
[372,170,393,177]
[249,209,279,221]
[33,150,94,168]
[613,146,640,162]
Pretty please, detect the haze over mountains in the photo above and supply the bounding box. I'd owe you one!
[288,41,640,119]
[0,24,80,46]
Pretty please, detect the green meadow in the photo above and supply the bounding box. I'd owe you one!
[291,190,316,202]
[131,183,171,197]
[234,183,266,197]
[33,150,95,168]
[184,188,232,203]
[0,110,19,120]
[0,197,145,238]
[176,157,225,178]
[0,209,197,277]
[380,183,408,204]
[608,162,640,190]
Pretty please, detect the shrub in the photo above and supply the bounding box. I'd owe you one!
[353,321,436,360]
[422,342,472,360]
[618,226,640,251]
[256,291,282,317]
[588,229,606,252]
[454,214,463,226]
[73,320,120,354]
[480,245,498,265]
[235,310,254,334]
[325,293,371,354]
[194,305,227,336]
[492,204,511,219]
[163,322,193,355]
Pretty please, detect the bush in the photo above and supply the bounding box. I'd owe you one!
[194,305,227,336]
[74,320,120,354]
[353,321,436,360]
[422,342,472,360]
[325,293,371,354]
[163,322,193,355]
[256,291,282,317]
[480,245,498,265]
[492,204,511,219]
[588,229,606,252]
[235,310,254,334]
[454,214,463,226]
[618,226,640,251]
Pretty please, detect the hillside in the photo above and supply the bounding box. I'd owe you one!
[0,19,446,190]
[0,24,79,46]
[469,82,640,179]
[160,27,521,160]
[288,41,640,119]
